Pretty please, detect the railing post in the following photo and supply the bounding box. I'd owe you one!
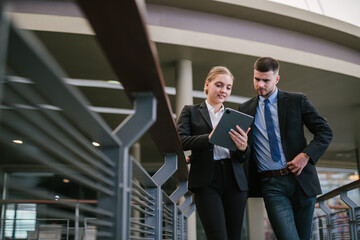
[183,194,195,240]
[185,203,196,218]
[149,153,178,239]
[356,206,360,239]
[163,200,176,239]
[0,173,8,240]
[319,200,334,240]
[179,194,192,213]
[0,2,10,120]
[179,194,192,240]
[169,181,188,204]
[177,209,185,240]
[170,181,188,240]
[75,202,79,240]
[66,219,70,240]
[152,153,178,187]
[340,192,359,240]
[111,92,157,240]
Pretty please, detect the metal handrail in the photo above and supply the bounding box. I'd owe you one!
[0,0,194,239]
[317,180,360,203]
[313,180,360,240]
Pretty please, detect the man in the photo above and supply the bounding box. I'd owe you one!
[239,57,333,240]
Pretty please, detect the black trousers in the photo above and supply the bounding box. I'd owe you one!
[193,159,248,240]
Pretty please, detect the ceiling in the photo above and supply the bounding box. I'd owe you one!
[20,29,359,171]
[1,0,360,173]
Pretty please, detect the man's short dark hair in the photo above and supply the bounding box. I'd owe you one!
[254,57,280,74]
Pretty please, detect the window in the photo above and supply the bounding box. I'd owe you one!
[4,204,37,239]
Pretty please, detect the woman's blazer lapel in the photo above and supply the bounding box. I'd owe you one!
[199,102,213,129]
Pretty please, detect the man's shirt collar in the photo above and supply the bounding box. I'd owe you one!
[259,87,278,104]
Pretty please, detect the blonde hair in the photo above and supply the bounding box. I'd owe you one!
[204,66,234,94]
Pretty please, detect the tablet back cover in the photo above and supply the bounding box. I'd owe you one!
[209,108,253,151]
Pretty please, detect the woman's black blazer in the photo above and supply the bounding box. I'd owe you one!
[177,102,249,191]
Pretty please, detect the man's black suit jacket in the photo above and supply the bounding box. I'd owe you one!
[177,102,249,191]
[238,90,333,197]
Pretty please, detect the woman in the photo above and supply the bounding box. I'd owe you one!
[177,66,250,240]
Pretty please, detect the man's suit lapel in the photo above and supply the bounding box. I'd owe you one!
[199,102,213,129]
[277,90,287,139]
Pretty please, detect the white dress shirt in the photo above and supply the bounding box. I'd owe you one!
[205,100,231,160]
[252,88,287,171]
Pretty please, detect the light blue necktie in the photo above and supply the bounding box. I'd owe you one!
[264,99,281,162]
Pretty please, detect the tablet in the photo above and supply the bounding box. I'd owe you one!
[209,108,254,151]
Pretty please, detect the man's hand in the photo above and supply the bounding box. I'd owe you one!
[287,153,310,176]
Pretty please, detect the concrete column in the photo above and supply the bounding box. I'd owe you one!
[247,198,266,240]
[175,59,196,240]
[130,142,141,162]
[175,59,193,160]
[355,108,360,175]
[175,59,193,116]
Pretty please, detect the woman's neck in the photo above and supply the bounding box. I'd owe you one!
[207,100,222,113]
